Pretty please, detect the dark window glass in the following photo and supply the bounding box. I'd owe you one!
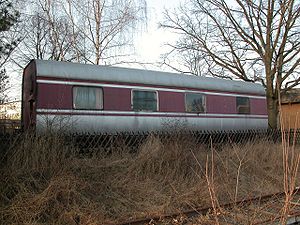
[73,86,103,110]
[132,90,157,111]
[236,97,250,114]
[185,93,205,113]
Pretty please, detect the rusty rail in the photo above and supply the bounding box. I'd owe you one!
[115,187,300,225]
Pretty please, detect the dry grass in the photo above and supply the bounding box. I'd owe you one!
[0,133,299,224]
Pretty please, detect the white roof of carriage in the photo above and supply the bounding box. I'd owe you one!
[31,59,265,95]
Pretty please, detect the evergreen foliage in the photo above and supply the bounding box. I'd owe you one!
[0,0,19,103]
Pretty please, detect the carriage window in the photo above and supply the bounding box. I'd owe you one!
[132,90,157,111]
[236,97,250,114]
[185,93,206,113]
[73,86,103,110]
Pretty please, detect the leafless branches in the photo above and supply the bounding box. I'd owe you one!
[161,0,300,128]
[12,0,146,67]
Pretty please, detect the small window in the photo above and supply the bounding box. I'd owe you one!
[132,90,157,111]
[185,93,206,113]
[73,86,103,110]
[236,97,250,114]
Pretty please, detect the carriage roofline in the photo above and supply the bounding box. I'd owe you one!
[28,59,265,95]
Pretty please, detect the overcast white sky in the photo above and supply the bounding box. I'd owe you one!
[134,0,182,70]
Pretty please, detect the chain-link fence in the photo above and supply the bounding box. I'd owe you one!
[1,129,300,157]
[0,119,21,133]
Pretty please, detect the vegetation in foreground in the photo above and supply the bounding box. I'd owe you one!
[0,133,299,224]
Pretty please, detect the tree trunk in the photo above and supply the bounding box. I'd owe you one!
[266,93,278,129]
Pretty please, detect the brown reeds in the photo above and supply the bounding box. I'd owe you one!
[192,136,290,224]
[278,95,300,224]
[0,132,299,224]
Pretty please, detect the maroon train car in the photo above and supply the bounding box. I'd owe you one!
[22,59,268,133]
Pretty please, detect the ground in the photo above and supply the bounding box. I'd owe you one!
[0,132,299,224]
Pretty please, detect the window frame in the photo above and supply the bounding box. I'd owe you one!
[131,89,159,112]
[236,96,250,114]
[72,85,104,110]
[185,92,206,113]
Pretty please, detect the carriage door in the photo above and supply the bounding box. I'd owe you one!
[29,91,36,128]
[22,61,37,130]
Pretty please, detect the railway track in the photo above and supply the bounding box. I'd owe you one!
[116,187,300,225]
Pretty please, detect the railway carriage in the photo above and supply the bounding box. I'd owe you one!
[22,59,268,133]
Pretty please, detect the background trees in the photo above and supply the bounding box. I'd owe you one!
[0,0,146,101]
[12,0,146,67]
[161,0,300,129]
[0,0,19,103]
[4,0,299,129]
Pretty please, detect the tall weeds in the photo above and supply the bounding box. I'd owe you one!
[278,102,300,224]
[0,132,299,224]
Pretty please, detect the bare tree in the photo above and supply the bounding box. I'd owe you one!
[12,0,146,67]
[12,0,82,66]
[63,0,146,65]
[161,0,300,129]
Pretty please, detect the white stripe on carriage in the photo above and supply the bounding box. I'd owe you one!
[37,79,266,99]
[36,109,268,118]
